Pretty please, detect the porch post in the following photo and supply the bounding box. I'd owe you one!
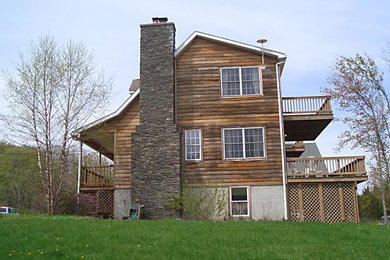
[77,135,83,194]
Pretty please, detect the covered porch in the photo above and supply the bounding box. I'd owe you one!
[76,130,116,218]
[72,89,140,218]
[77,128,116,191]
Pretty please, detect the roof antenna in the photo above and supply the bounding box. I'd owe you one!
[257,39,267,70]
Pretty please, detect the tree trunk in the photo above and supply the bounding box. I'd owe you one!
[381,191,387,224]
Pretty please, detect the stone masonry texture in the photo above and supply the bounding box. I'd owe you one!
[130,22,181,219]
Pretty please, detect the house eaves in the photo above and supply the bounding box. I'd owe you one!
[175,31,287,60]
[72,88,140,137]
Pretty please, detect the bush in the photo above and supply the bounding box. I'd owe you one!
[74,193,99,216]
[167,182,227,220]
[358,188,383,221]
[58,192,99,216]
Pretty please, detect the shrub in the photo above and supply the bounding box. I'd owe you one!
[74,193,99,216]
[358,188,383,221]
[58,192,98,215]
[167,182,227,220]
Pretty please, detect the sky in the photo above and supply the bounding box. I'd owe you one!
[1,0,389,184]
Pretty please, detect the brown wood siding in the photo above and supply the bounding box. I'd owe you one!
[177,38,283,186]
[107,97,140,189]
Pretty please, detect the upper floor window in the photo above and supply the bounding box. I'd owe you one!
[223,127,265,159]
[221,67,261,96]
[185,129,202,161]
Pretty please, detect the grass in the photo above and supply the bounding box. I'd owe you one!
[1,215,389,259]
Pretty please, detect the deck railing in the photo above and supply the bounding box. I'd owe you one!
[81,165,114,187]
[287,156,366,178]
[283,96,332,114]
[285,141,304,148]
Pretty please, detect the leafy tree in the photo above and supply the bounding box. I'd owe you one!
[1,35,111,214]
[358,187,384,221]
[323,53,390,222]
[0,142,41,211]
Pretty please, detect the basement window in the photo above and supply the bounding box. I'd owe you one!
[231,187,249,217]
[223,127,265,159]
[221,67,261,96]
[185,129,202,160]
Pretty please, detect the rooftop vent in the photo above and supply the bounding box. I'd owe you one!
[152,17,168,23]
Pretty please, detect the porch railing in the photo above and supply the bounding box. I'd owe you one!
[282,96,332,114]
[287,156,366,178]
[81,165,114,187]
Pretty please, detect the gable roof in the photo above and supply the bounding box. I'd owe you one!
[175,31,287,60]
[72,88,140,137]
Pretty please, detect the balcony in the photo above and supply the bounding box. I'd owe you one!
[283,96,333,141]
[80,165,114,190]
[286,156,367,183]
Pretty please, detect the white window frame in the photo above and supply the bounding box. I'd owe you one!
[222,127,265,160]
[230,186,250,217]
[185,129,202,161]
[220,66,262,96]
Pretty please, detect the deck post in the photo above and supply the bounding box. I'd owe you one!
[339,184,346,221]
[77,137,83,194]
[319,183,325,222]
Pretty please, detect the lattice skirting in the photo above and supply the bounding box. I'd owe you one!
[288,182,358,223]
[81,189,114,218]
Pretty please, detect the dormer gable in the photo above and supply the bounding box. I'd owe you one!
[175,31,286,60]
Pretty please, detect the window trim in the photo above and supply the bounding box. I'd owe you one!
[222,127,266,160]
[230,186,250,217]
[220,66,262,97]
[184,129,202,161]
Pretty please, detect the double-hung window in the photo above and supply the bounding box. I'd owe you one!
[185,129,202,160]
[231,187,249,217]
[223,127,265,159]
[221,67,261,96]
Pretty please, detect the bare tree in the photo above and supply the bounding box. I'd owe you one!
[1,35,111,214]
[323,53,390,222]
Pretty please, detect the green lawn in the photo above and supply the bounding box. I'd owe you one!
[0,215,389,259]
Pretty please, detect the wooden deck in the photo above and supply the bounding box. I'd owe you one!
[80,165,114,190]
[283,96,333,141]
[287,155,366,222]
[287,156,367,183]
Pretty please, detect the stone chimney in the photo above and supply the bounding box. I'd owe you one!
[130,18,181,219]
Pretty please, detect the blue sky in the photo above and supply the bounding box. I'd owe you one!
[1,0,389,164]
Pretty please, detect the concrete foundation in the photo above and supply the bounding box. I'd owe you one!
[114,189,131,220]
[251,185,284,220]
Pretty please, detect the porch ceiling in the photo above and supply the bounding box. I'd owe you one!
[80,130,115,160]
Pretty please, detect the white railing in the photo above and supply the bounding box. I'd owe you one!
[287,156,366,178]
[283,96,332,114]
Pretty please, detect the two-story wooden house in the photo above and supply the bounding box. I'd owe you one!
[73,18,367,222]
